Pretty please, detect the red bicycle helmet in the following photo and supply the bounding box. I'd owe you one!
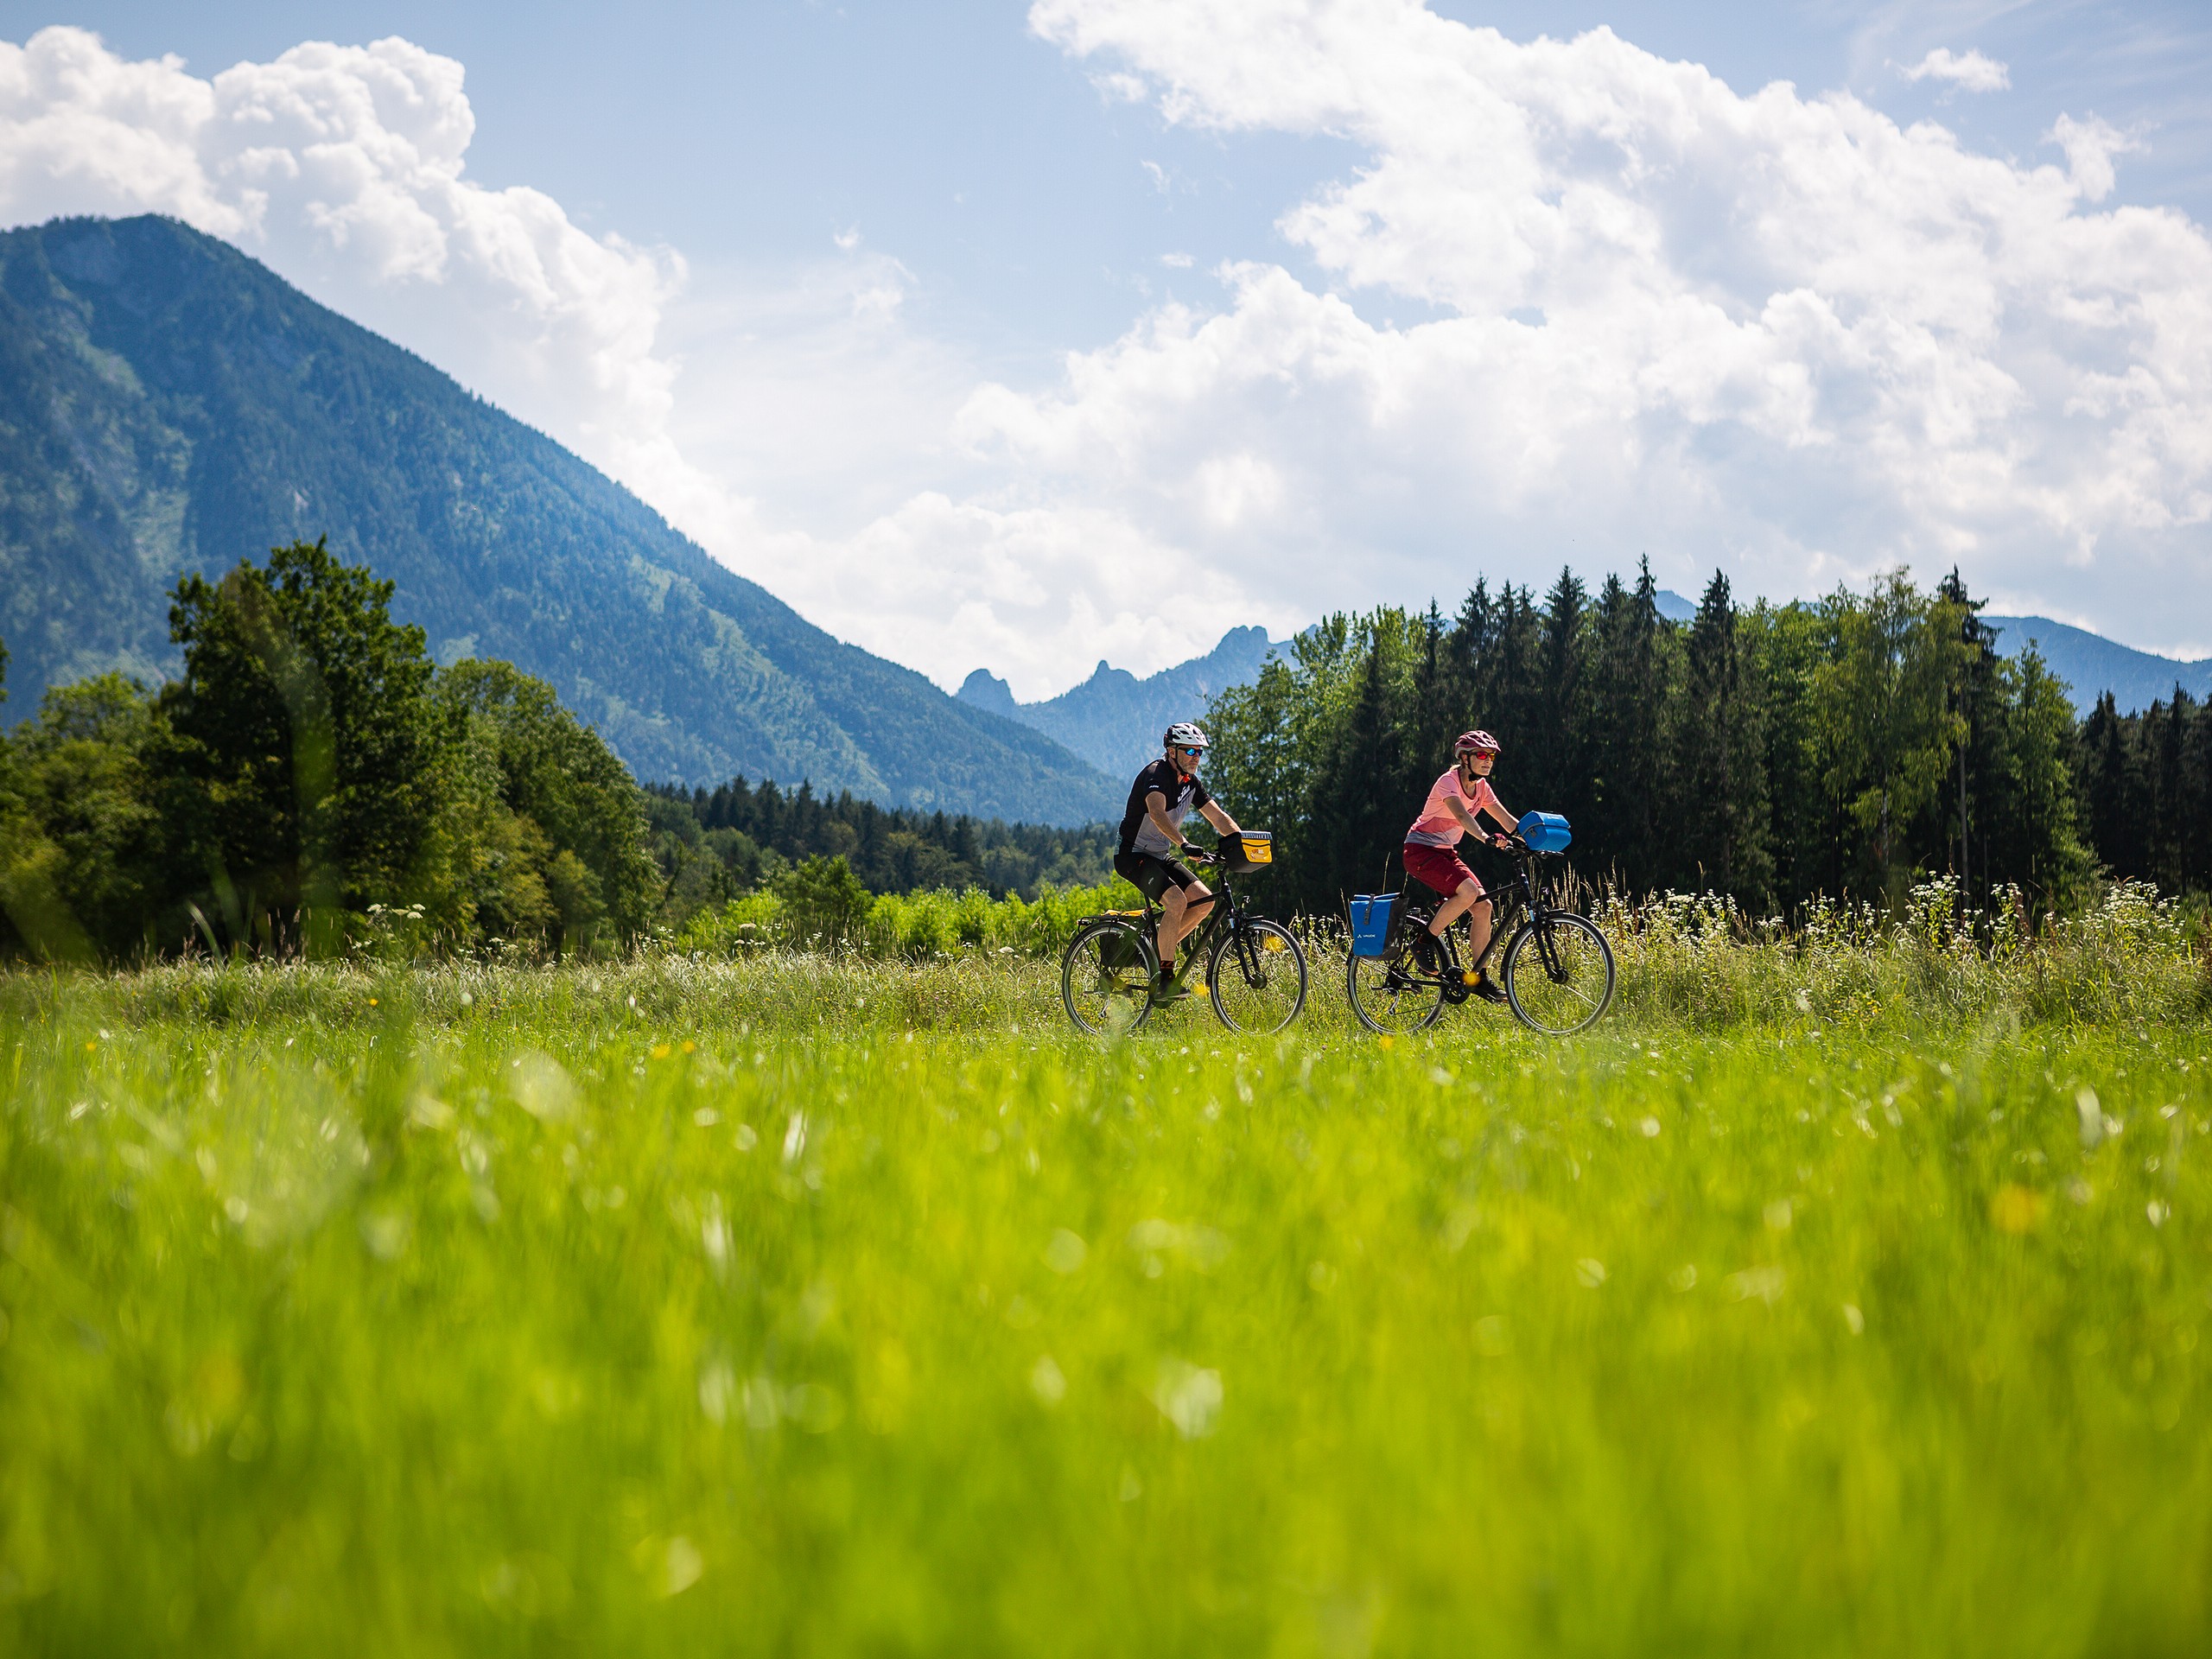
[1454,729,1501,755]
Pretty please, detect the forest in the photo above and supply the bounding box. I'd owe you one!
[1205,563,2095,921]
[0,540,1116,963]
[0,540,2193,965]
[642,781,1112,923]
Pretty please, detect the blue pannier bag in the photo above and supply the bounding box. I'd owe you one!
[1347,893,1396,957]
[1517,810,1573,853]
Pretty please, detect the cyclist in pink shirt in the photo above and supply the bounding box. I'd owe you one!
[1402,729,1519,1002]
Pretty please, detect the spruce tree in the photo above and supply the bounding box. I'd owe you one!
[1683,570,1773,907]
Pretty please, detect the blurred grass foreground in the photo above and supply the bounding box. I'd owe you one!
[3,886,2209,1654]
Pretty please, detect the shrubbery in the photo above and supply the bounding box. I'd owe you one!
[673,855,1141,961]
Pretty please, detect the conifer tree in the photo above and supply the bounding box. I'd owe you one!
[1682,570,1772,907]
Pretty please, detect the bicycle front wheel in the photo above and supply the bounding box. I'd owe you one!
[1345,938,1446,1034]
[1208,918,1307,1033]
[1061,919,1158,1036]
[1501,912,1615,1035]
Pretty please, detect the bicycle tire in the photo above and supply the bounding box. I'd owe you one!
[1208,918,1307,1033]
[1061,918,1159,1036]
[1345,936,1446,1034]
[1501,912,1615,1035]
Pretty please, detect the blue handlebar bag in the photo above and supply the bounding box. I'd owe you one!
[1517,811,1573,853]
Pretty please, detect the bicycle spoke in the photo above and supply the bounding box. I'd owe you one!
[1061,922,1155,1037]
[1210,920,1306,1033]
[1501,913,1615,1035]
[1347,947,1444,1033]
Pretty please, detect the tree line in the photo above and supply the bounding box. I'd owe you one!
[0,542,2177,965]
[644,780,1112,925]
[1206,563,2090,921]
[0,540,1113,964]
[0,541,661,963]
[2075,688,2212,898]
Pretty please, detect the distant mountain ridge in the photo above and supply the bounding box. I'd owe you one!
[0,215,1119,824]
[1983,616,2212,717]
[960,626,1286,776]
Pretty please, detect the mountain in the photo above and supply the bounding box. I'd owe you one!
[1984,615,2212,717]
[960,626,1286,777]
[0,214,1119,824]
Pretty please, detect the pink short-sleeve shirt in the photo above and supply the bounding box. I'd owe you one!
[1406,768,1497,848]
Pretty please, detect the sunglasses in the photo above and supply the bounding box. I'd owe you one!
[1173,746,1205,758]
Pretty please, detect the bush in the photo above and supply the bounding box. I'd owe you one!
[676,873,1144,962]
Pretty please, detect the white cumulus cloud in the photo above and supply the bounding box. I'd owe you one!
[1900,48,2011,94]
[1003,0,2212,653]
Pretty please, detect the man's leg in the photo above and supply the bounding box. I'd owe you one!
[1157,884,1187,972]
[1157,880,1215,971]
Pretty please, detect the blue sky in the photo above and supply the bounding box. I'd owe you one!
[3,2,2210,692]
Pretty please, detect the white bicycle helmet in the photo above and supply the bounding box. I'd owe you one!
[1164,722,1211,750]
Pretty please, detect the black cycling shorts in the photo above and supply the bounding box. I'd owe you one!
[1115,849,1207,904]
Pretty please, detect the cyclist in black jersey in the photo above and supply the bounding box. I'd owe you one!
[1115,721,1243,1004]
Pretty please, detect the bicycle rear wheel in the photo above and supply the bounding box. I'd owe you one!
[1345,932,1446,1034]
[1501,912,1615,1034]
[1208,918,1307,1033]
[1061,919,1158,1035]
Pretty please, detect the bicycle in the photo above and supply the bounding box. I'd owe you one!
[1061,835,1308,1036]
[1345,832,1615,1036]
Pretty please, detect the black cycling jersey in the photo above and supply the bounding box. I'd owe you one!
[1119,758,1211,856]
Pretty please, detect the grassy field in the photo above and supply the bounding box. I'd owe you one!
[1,939,2207,1655]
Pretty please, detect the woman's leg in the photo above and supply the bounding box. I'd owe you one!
[1427,877,1484,937]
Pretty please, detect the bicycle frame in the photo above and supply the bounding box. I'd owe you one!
[1400,848,1565,988]
[1141,863,1251,986]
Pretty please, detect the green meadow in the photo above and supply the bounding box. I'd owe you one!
[2,924,2207,1655]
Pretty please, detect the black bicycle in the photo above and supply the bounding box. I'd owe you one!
[1346,834,1614,1036]
[1061,835,1308,1036]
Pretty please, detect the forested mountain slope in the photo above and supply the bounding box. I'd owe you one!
[1984,616,2212,716]
[0,215,1117,823]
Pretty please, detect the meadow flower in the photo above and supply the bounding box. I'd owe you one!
[1990,1185,2046,1234]
[1045,1230,1088,1274]
[1726,1267,1785,1305]
[1151,1360,1222,1439]
[1030,1355,1067,1404]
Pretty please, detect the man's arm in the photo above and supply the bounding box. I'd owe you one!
[1199,799,1242,837]
[1144,790,1187,849]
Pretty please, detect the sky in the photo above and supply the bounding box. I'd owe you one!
[3,0,2210,696]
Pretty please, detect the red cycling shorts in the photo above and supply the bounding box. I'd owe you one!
[1402,842,1481,900]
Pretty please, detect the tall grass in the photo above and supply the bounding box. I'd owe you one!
[1597,876,2209,1030]
[2,905,2207,1653]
